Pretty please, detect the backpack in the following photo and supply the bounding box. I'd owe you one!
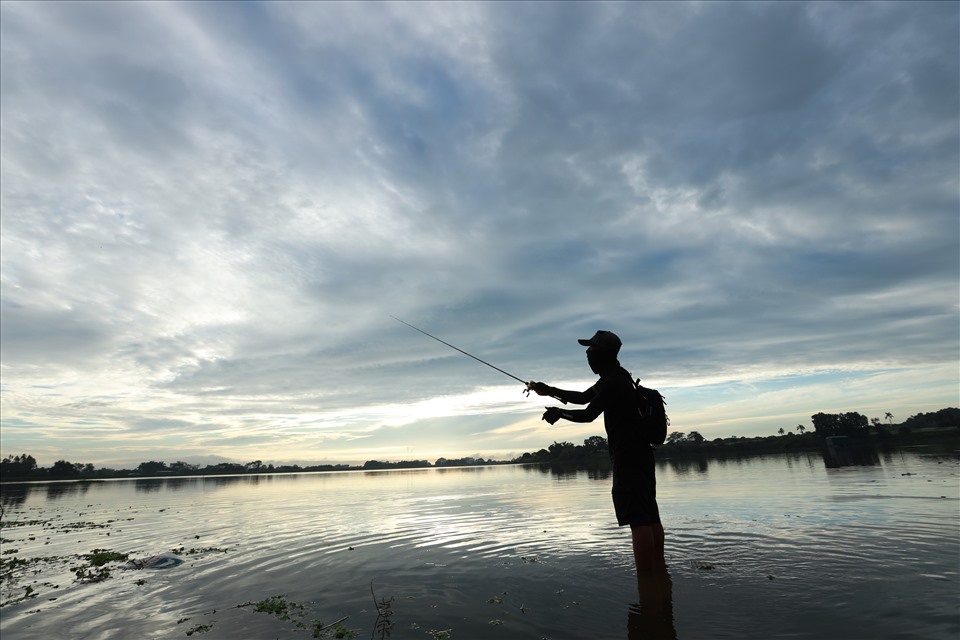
[634,379,668,446]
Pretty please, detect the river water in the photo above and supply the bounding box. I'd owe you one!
[1,451,957,639]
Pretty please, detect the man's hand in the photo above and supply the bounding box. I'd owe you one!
[542,407,562,425]
[528,382,553,397]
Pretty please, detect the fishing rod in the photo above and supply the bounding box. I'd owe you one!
[391,316,564,402]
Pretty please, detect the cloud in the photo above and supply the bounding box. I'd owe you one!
[1,1,957,466]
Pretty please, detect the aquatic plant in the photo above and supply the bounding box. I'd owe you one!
[85,549,128,566]
[238,594,355,639]
[0,555,30,574]
[185,623,212,635]
[0,584,37,607]
[370,582,395,640]
[312,619,356,639]
[170,546,228,556]
[249,594,306,621]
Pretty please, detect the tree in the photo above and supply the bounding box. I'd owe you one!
[666,431,686,445]
[136,461,168,475]
[582,435,608,453]
[778,428,785,435]
[813,412,869,437]
[811,413,840,437]
[885,412,894,425]
[1,454,38,478]
[687,431,705,445]
[548,441,575,457]
[50,460,79,477]
[796,424,806,435]
[900,408,960,430]
[838,412,869,436]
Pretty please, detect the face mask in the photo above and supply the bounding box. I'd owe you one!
[586,348,615,374]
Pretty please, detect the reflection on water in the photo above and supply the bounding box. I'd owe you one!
[664,456,710,476]
[0,452,957,640]
[821,436,883,468]
[629,571,677,640]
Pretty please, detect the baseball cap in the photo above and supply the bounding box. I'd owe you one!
[578,330,622,353]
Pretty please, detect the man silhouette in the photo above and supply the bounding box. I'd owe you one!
[529,330,666,576]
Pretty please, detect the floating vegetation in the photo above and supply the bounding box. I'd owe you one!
[313,619,356,639]
[237,594,355,639]
[171,546,228,556]
[71,548,129,583]
[0,519,46,529]
[0,584,38,607]
[59,521,110,531]
[72,562,112,583]
[427,629,452,640]
[84,549,128,566]
[0,555,30,574]
[185,623,213,636]
[247,594,306,622]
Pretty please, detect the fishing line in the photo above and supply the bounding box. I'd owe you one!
[391,316,567,404]
[391,316,529,385]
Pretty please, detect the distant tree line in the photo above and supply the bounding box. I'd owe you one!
[0,456,357,481]
[511,407,960,463]
[896,408,960,432]
[0,455,507,481]
[510,436,609,464]
[3,408,956,481]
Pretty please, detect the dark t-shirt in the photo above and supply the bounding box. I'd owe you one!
[554,366,648,465]
[553,366,660,525]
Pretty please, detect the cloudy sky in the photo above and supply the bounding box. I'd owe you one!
[1,1,957,468]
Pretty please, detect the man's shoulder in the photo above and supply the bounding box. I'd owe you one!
[598,370,634,390]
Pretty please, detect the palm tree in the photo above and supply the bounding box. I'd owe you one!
[885,412,894,425]
[796,424,806,435]
[778,428,785,435]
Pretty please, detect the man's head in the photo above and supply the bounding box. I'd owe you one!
[578,330,622,354]
[578,330,621,374]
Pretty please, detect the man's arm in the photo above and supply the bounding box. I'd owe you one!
[528,381,595,405]
[542,380,607,424]
[543,402,603,425]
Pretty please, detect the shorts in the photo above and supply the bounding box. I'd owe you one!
[611,448,660,527]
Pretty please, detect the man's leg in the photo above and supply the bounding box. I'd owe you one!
[630,524,655,573]
[653,521,665,571]
[631,522,666,574]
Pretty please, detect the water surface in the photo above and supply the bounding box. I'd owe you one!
[1,451,957,639]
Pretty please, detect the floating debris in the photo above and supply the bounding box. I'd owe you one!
[124,553,183,570]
